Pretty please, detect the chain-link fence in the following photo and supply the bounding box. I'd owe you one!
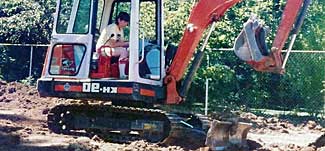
[0,44,324,115]
[193,49,325,116]
[0,44,48,81]
[323,81,325,118]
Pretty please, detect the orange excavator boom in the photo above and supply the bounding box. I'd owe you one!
[165,0,310,104]
[164,0,242,104]
[246,0,306,73]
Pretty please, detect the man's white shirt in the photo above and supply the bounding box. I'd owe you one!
[96,23,124,49]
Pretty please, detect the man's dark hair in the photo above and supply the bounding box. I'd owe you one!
[115,12,130,24]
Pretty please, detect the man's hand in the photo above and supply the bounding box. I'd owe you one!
[122,41,129,48]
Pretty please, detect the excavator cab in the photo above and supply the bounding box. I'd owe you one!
[38,0,185,145]
[38,0,167,104]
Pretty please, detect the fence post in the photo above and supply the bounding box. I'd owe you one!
[205,54,210,116]
[323,81,325,119]
[205,79,209,116]
[29,46,33,77]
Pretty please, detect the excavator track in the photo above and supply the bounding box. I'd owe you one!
[47,102,207,147]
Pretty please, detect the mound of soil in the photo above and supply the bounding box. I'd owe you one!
[0,81,324,151]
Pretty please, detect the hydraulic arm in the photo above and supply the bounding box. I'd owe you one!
[165,0,310,104]
[164,0,241,104]
[245,0,306,73]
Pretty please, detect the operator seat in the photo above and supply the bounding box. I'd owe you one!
[145,45,160,79]
[90,46,120,78]
[138,44,161,79]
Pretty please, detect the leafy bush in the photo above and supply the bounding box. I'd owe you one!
[19,76,36,86]
[0,0,55,44]
[0,0,324,115]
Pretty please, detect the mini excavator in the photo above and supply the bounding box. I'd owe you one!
[37,0,310,150]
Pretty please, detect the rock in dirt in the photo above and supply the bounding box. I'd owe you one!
[280,129,289,134]
[91,135,102,142]
[310,134,325,148]
[0,89,5,96]
[0,96,6,102]
[317,146,325,151]
[8,87,16,94]
[266,117,279,124]
[315,125,323,131]
[241,113,258,120]
[0,80,6,85]
[4,98,12,103]
[68,143,92,151]
[285,143,301,150]
[42,108,50,114]
[301,146,316,151]
[307,121,318,130]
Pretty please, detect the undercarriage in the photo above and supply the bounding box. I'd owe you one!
[47,101,209,149]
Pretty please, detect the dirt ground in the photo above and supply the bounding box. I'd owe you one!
[0,81,324,151]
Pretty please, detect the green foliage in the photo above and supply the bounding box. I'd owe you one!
[0,46,15,78]
[164,1,193,45]
[56,0,91,34]
[0,0,55,81]
[0,0,56,44]
[0,46,14,68]
[294,0,325,50]
[56,0,73,33]
[19,76,36,86]
[0,0,323,115]
[0,45,35,81]
[140,1,157,40]
[161,0,325,115]
[283,53,325,112]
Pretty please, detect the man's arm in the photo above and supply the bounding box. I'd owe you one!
[96,27,109,49]
[106,39,129,48]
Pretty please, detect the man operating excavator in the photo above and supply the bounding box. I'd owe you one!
[96,12,130,79]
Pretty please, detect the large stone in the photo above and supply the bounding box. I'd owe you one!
[301,146,316,151]
[307,121,317,130]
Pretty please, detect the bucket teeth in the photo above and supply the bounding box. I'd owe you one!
[229,122,252,145]
[205,120,232,150]
[205,120,252,151]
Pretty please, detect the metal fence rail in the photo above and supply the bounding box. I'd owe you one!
[0,43,49,78]
[202,48,325,115]
[0,43,324,115]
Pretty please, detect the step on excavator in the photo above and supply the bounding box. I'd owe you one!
[37,0,310,150]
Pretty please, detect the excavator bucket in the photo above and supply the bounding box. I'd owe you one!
[233,15,282,73]
[229,122,252,146]
[205,120,232,150]
[234,14,270,62]
[205,120,252,151]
